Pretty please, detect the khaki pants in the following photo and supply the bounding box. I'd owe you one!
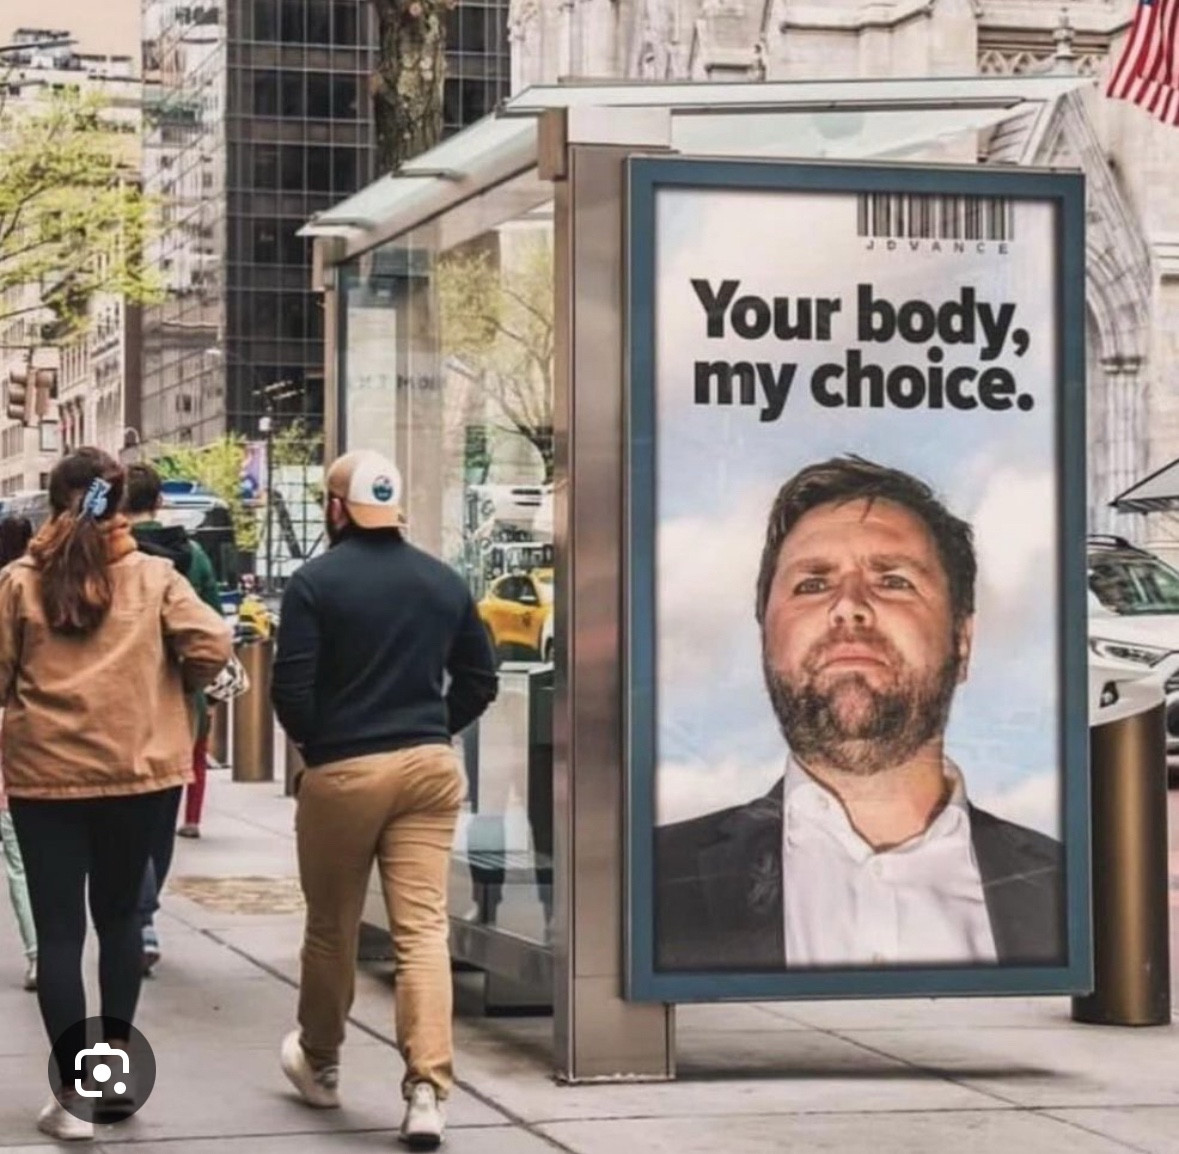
[294,744,464,1098]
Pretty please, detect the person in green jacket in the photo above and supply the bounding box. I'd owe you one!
[124,463,225,973]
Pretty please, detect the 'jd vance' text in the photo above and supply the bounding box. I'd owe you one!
[685,278,1035,422]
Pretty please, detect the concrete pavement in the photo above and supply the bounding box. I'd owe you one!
[0,769,1176,1152]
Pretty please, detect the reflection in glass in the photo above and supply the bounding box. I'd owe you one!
[340,177,556,945]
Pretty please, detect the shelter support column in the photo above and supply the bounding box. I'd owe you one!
[548,109,676,1082]
[314,235,345,462]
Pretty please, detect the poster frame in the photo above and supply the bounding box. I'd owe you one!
[624,156,1091,1003]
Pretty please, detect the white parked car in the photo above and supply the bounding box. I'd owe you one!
[1087,535,1179,780]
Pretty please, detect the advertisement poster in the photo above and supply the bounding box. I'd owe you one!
[626,160,1090,1002]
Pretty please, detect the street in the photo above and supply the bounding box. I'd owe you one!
[0,771,1174,1152]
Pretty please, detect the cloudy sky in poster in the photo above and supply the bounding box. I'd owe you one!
[652,186,1062,837]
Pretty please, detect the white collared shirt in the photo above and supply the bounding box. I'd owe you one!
[781,758,997,967]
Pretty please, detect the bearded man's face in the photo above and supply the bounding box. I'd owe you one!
[760,498,972,775]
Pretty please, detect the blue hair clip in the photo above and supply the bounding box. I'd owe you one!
[80,478,112,520]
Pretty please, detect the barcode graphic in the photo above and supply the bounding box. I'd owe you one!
[857,194,1014,242]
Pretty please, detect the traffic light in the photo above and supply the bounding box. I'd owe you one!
[5,365,58,425]
[6,366,30,424]
[33,368,58,418]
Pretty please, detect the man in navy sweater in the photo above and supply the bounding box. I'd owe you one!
[272,449,497,1151]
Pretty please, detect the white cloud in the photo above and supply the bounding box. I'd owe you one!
[973,771,1060,839]
[655,487,777,685]
[967,464,1055,623]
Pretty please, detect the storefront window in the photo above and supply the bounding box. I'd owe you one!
[340,169,555,945]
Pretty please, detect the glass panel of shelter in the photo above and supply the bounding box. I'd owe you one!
[341,170,556,947]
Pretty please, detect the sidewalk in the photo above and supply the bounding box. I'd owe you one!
[0,768,1175,1153]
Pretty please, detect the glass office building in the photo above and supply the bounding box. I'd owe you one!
[140,0,509,448]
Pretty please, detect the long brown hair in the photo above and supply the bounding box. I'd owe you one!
[28,448,127,636]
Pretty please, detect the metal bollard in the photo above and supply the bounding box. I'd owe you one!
[231,639,275,783]
[1072,695,1170,1026]
[284,734,304,798]
[209,701,229,767]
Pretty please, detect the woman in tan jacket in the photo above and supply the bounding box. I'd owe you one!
[0,448,232,1141]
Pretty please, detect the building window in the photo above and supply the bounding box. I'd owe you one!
[280,71,304,117]
[307,72,332,118]
[454,5,489,53]
[443,76,505,131]
[254,143,278,188]
[307,146,331,191]
[281,145,303,190]
[333,1,358,44]
[332,147,357,192]
[308,0,331,41]
[332,75,359,119]
[281,0,305,42]
[280,223,307,265]
[279,293,307,339]
[252,0,279,39]
[253,72,278,115]
[253,292,279,336]
[253,220,279,263]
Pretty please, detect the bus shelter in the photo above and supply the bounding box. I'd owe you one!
[301,74,1121,1083]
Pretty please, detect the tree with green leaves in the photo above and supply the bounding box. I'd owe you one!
[152,423,325,552]
[0,87,159,340]
[271,418,324,469]
[372,0,449,174]
[153,436,259,552]
[437,233,554,481]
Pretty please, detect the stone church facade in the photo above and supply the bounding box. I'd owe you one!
[510,0,1179,551]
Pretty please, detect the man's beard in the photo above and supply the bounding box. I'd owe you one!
[763,628,961,776]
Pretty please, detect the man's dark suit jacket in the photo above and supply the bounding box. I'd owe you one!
[654,779,1064,971]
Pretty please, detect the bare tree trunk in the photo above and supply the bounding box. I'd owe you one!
[372,0,447,174]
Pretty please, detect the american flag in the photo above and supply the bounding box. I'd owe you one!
[1107,0,1179,125]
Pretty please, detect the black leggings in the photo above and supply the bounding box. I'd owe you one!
[8,789,180,1086]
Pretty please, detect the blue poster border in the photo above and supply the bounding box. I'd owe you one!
[624,157,1091,1003]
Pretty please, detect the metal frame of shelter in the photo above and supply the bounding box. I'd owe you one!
[303,73,1096,1083]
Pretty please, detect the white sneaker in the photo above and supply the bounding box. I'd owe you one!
[280,1030,339,1108]
[37,1096,93,1141]
[400,1082,444,1150]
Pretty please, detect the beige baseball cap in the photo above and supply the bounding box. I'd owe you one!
[326,450,405,530]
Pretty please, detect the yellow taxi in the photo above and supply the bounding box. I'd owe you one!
[477,569,553,660]
[237,593,273,641]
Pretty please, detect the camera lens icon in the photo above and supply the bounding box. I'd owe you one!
[76,1042,129,1098]
[50,1017,156,1123]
